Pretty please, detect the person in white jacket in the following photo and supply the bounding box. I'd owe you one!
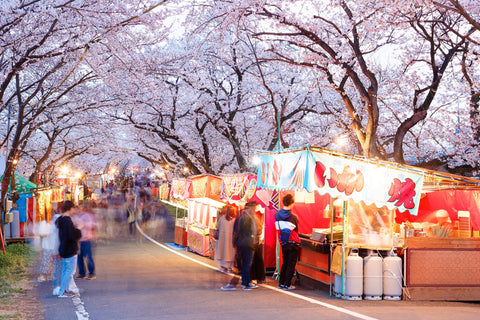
[37,219,54,282]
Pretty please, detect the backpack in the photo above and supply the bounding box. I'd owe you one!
[275,217,293,245]
[279,227,291,244]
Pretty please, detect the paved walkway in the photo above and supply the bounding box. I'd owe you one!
[33,210,480,320]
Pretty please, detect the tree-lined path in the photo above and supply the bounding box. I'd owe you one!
[34,222,480,320]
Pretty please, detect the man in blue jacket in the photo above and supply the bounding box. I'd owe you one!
[275,194,300,290]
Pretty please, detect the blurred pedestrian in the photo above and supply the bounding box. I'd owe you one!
[74,204,99,280]
[37,218,53,282]
[56,201,82,298]
[231,206,245,275]
[236,201,259,291]
[214,205,237,273]
[250,207,266,285]
[50,208,79,296]
[126,199,136,236]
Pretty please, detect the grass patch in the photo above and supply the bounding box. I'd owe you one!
[0,243,37,298]
[0,313,23,320]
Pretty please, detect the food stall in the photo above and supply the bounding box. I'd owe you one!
[187,174,223,257]
[1,174,38,242]
[256,146,480,300]
[169,178,191,247]
[187,197,225,256]
[158,183,170,201]
[396,187,480,300]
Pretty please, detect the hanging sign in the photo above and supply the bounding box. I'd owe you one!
[256,149,424,215]
[170,179,192,200]
[221,174,256,202]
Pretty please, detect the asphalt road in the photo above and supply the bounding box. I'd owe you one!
[34,217,480,320]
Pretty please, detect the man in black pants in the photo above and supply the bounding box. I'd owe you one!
[275,194,300,290]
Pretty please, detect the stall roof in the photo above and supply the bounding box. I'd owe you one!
[0,173,37,194]
[257,146,480,189]
[254,146,480,215]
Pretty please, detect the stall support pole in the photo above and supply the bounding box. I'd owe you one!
[0,226,5,254]
[341,200,346,299]
[329,197,334,296]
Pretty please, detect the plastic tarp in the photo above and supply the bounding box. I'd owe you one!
[0,173,37,194]
[257,149,424,215]
[17,193,33,223]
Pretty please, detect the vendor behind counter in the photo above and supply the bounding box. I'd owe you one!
[423,209,454,238]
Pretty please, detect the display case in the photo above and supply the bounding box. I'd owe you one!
[345,199,394,250]
[186,197,224,256]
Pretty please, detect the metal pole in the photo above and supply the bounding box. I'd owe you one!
[329,196,334,296]
[1,104,11,249]
[277,109,281,151]
[5,103,11,156]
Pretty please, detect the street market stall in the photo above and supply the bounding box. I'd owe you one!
[187,197,225,256]
[396,187,480,300]
[169,178,191,247]
[1,173,38,241]
[255,146,480,300]
[186,174,223,257]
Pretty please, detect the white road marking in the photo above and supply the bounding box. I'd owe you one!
[72,294,90,320]
[136,223,378,320]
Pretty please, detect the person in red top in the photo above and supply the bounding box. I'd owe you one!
[74,204,99,280]
[275,194,300,290]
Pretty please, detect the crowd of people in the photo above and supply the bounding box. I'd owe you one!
[36,187,301,296]
[37,201,98,298]
[36,184,173,298]
[217,195,300,291]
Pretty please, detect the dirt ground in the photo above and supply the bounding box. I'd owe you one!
[0,275,44,320]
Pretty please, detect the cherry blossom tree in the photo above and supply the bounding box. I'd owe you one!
[184,0,480,173]
[0,0,171,230]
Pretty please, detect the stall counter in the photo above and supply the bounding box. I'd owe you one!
[405,237,480,301]
[187,225,210,257]
[296,236,332,288]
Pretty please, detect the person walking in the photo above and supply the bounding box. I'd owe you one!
[37,218,54,282]
[214,205,237,273]
[236,201,259,291]
[250,208,266,285]
[56,201,82,298]
[275,194,300,291]
[50,208,79,296]
[126,199,136,236]
[74,204,99,280]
